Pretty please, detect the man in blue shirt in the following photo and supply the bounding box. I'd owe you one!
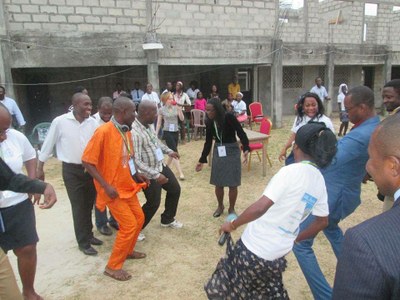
[293,85,380,300]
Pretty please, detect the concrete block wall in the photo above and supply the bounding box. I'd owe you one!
[376,4,393,46]
[4,0,147,33]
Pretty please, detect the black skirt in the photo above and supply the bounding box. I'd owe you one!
[210,143,241,187]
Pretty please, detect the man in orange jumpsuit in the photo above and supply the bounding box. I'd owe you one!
[82,97,148,281]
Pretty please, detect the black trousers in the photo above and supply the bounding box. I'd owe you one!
[62,162,96,249]
[142,165,181,228]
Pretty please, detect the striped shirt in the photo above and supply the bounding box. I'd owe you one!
[131,119,172,179]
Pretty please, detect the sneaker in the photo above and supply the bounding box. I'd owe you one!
[137,232,146,242]
[161,220,183,229]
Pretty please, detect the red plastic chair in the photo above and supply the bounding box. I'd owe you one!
[248,117,272,171]
[248,102,264,129]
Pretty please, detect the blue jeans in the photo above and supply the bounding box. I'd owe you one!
[95,207,117,228]
[293,214,344,300]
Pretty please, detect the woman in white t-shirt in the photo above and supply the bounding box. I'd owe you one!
[205,123,337,299]
[279,92,334,165]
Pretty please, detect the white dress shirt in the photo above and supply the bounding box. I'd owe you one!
[0,97,26,126]
[39,112,99,164]
[141,92,160,105]
[310,85,328,103]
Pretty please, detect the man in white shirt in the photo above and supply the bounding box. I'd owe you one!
[0,86,26,129]
[310,77,330,103]
[141,83,160,107]
[37,93,102,256]
[186,80,200,101]
[130,82,144,106]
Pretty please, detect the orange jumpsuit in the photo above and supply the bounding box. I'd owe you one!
[82,122,145,270]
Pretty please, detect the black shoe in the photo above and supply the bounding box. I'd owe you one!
[79,246,98,256]
[98,225,113,236]
[90,237,103,246]
[109,222,119,230]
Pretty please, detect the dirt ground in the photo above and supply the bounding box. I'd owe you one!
[9,115,381,300]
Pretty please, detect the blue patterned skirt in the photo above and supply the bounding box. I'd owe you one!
[205,236,289,299]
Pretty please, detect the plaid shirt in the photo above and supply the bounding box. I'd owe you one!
[131,119,172,179]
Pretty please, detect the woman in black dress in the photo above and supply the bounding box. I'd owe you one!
[195,98,249,217]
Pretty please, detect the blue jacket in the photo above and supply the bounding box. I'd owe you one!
[321,115,380,220]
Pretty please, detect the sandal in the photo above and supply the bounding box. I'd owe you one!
[127,251,147,259]
[213,207,224,218]
[103,269,132,281]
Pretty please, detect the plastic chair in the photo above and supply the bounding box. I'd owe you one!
[191,109,206,140]
[248,102,264,130]
[248,117,272,171]
[29,122,51,149]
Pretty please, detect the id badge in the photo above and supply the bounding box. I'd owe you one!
[217,146,227,157]
[128,158,137,175]
[155,148,164,161]
[169,124,175,131]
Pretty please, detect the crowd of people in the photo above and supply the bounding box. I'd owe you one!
[0,77,399,299]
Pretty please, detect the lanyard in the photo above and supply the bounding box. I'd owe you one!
[145,127,158,146]
[213,121,223,145]
[301,160,317,168]
[114,124,132,156]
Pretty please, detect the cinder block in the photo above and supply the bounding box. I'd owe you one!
[123,9,138,17]
[68,15,84,23]
[85,15,101,23]
[33,14,50,22]
[66,0,83,5]
[78,24,94,31]
[57,6,74,14]
[93,24,111,31]
[8,0,29,4]
[102,16,116,24]
[59,24,77,30]
[230,0,241,6]
[193,13,205,20]
[13,13,32,22]
[21,4,39,13]
[92,7,107,15]
[49,0,66,5]
[23,22,42,29]
[116,0,131,8]
[111,24,127,32]
[40,5,58,13]
[8,22,24,31]
[7,5,22,13]
[100,0,115,7]
[76,6,91,14]
[41,23,60,30]
[187,4,199,12]
[117,17,131,24]
[199,5,211,13]
[108,8,123,16]
[30,0,47,4]
[253,1,264,8]
[83,0,100,6]
[50,15,67,22]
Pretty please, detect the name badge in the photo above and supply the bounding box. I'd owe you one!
[155,148,164,161]
[128,158,137,175]
[217,146,227,157]
[169,124,175,131]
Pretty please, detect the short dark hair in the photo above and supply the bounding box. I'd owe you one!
[347,85,374,109]
[296,122,337,168]
[97,96,113,108]
[0,86,5,93]
[384,79,400,97]
[74,86,86,93]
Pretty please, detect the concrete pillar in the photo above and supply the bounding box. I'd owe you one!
[0,1,15,98]
[145,49,160,94]
[326,46,335,117]
[252,65,258,102]
[384,51,392,83]
[271,39,283,128]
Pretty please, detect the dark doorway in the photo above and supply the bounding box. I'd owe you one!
[392,67,400,80]
[26,74,51,129]
[363,67,374,89]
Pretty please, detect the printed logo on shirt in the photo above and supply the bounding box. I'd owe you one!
[300,193,317,219]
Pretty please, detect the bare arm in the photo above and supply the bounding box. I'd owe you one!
[220,195,274,233]
[279,132,295,162]
[295,216,328,243]
[82,161,118,199]
[155,114,163,136]
[24,158,37,179]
